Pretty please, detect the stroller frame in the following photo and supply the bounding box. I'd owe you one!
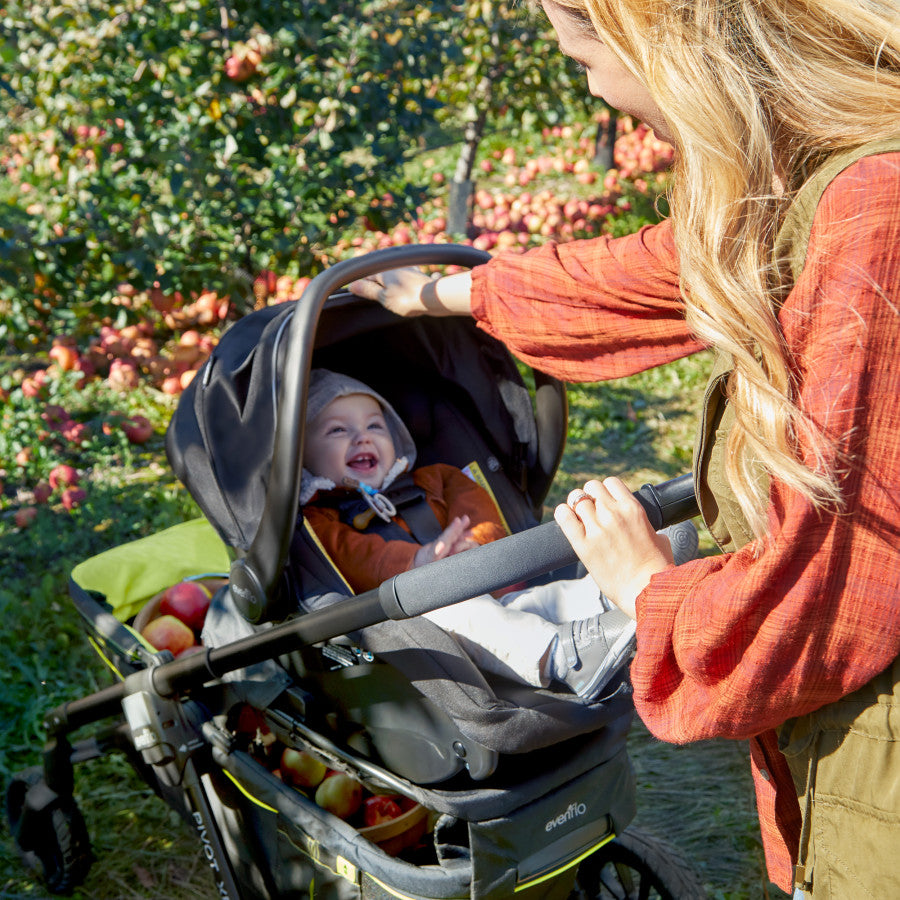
[7,244,704,899]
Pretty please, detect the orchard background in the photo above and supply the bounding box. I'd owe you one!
[1,2,786,898]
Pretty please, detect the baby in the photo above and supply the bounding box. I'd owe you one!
[300,369,698,701]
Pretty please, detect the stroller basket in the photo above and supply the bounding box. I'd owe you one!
[7,244,704,899]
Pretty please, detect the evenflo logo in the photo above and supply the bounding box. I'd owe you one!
[545,801,588,832]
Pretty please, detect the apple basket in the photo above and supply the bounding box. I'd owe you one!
[357,797,430,857]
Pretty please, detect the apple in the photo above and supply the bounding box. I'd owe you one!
[159,580,211,631]
[123,414,153,445]
[141,614,196,656]
[314,773,363,820]
[49,464,79,490]
[48,343,78,371]
[280,748,327,790]
[362,795,403,827]
[32,482,52,504]
[14,507,38,528]
[61,487,87,511]
[107,358,139,391]
[233,704,267,736]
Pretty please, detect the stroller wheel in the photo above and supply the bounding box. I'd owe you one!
[6,768,94,894]
[573,825,706,900]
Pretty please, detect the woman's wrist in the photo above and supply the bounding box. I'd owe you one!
[422,272,473,316]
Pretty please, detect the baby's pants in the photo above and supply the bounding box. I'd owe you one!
[423,574,607,687]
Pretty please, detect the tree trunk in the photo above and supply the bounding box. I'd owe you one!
[447,73,493,237]
[593,110,618,170]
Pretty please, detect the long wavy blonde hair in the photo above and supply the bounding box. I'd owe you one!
[548,0,900,537]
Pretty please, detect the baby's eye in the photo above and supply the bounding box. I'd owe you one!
[368,421,386,432]
[326,425,347,436]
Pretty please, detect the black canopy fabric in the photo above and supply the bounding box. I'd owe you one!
[166,298,545,555]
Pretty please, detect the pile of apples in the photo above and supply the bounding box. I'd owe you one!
[231,704,424,852]
[139,579,214,657]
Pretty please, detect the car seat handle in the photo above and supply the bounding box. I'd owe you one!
[230,244,492,624]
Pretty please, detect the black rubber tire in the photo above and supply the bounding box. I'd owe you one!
[573,825,706,899]
[6,769,94,894]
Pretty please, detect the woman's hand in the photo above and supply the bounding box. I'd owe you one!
[348,268,473,317]
[554,477,674,619]
[412,515,477,568]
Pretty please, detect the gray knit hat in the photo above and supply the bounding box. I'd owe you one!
[300,369,416,505]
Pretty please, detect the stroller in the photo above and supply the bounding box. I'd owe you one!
[7,244,705,899]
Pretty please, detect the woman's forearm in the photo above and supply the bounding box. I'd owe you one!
[423,271,473,316]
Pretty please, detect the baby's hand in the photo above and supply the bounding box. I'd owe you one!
[412,516,473,568]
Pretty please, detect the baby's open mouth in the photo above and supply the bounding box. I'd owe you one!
[347,453,378,474]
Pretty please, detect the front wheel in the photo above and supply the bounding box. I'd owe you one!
[6,768,94,894]
[573,826,706,899]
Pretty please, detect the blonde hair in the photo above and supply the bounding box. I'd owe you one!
[549,0,900,537]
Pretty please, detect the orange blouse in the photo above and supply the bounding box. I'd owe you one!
[471,153,900,891]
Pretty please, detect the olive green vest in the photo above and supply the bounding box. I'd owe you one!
[693,137,900,552]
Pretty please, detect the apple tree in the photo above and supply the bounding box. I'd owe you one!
[0,0,451,346]
[430,1,593,233]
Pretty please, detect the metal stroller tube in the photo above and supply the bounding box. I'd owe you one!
[229,244,492,624]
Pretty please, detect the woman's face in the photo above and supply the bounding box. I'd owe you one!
[542,1,673,145]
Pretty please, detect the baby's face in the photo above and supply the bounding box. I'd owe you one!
[304,393,397,490]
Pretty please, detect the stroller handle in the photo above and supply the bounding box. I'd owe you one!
[378,471,698,619]
[229,244,493,624]
[162,473,697,697]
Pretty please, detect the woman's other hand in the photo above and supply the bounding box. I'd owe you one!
[554,477,674,618]
[349,268,473,317]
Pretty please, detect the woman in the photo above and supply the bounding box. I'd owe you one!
[350,1,900,896]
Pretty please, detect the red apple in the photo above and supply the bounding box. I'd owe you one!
[123,414,153,445]
[141,614,196,655]
[233,704,267,736]
[32,482,52,504]
[14,507,38,528]
[314,773,363,820]
[48,464,79,490]
[159,580,211,631]
[280,748,327,790]
[107,358,139,391]
[362,795,403,827]
[61,487,87,511]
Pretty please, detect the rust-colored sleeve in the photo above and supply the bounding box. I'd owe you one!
[302,505,419,594]
[470,218,707,381]
[412,464,508,545]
